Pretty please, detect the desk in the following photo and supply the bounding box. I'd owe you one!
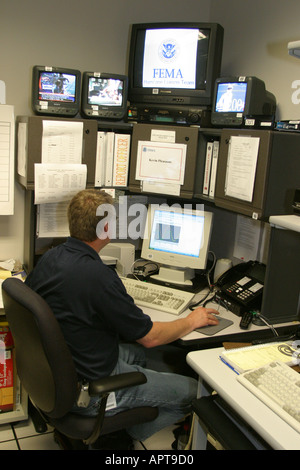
[142,292,299,348]
[187,347,300,450]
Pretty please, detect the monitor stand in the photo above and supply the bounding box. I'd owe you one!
[149,266,208,293]
[151,266,195,286]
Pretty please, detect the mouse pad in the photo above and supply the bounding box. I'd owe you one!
[195,317,233,336]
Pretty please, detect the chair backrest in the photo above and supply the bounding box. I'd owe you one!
[2,277,78,419]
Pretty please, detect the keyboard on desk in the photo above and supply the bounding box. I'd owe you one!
[121,277,194,315]
[237,360,300,433]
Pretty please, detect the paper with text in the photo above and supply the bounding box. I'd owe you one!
[37,201,70,238]
[34,163,87,204]
[0,105,14,215]
[233,215,262,261]
[42,120,83,164]
[136,140,186,185]
[225,136,260,202]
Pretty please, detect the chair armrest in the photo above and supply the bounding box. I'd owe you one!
[88,372,147,397]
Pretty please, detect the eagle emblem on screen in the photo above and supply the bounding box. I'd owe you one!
[159,40,178,62]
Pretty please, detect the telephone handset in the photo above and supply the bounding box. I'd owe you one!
[216,260,266,309]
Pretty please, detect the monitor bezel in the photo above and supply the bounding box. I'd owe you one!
[32,65,81,117]
[127,22,224,108]
[81,72,128,120]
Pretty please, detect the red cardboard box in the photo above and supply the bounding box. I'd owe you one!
[0,325,14,349]
[0,348,14,412]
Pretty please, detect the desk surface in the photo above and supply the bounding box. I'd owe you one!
[142,292,299,347]
[187,347,300,450]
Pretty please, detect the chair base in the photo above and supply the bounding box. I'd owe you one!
[54,428,135,450]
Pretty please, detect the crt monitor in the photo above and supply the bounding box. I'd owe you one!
[211,76,276,127]
[81,72,128,120]
[141,205,213,287]
[127,22,224,108]
[32,65,81,117]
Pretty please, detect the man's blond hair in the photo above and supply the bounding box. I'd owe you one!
[68,189,113,242]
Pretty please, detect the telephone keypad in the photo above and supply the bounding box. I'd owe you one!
[226,281,263,302]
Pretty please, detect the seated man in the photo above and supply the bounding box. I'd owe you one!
[25,189,218,444]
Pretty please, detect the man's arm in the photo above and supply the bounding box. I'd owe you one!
[136,307,219,348]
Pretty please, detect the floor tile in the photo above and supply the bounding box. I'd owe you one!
[18,432,61,450]
[0,439,19,450]
[141,425,176,450]
[0,423,15,442]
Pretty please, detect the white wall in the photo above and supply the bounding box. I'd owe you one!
[1,0,300,263]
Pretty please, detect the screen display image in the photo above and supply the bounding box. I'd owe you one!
[87,77,124,107]
[215,82,247,113]
[38,72,77,102]
[142,28,203,90]
[149,209,203,258]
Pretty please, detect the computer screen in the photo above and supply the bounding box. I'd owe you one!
[32,65,81,116]
[81,72,128,120]
[141,205,213,287]
[211,76,276,127]
[127,22,224,108]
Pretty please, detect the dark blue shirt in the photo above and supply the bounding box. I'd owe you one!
[25,237,153,381]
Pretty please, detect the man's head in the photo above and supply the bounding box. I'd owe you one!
[68,189,114,242]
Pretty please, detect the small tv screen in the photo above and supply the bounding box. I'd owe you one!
[81,72,128,120]
[32,66,81,116]
[87,77,124,107]
[38,71,77,103]
[214,82,247,113]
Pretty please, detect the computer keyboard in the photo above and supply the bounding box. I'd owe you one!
[120,277,195,315]
[237,360,300,433]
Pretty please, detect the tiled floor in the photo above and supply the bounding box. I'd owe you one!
[0,418,177,450]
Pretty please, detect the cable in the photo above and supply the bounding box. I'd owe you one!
[253,312,279,337]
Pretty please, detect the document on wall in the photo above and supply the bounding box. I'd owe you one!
[41,120,83,164]
[34,163,87,204]
[233,215,262,261]
[225,136,260,202]
[136,140,186,188]
[37,201,70,238]
[0,105,14,215]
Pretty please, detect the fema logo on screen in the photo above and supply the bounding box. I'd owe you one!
[158,39,179,62]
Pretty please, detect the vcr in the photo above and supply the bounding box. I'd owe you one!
[127,104,211,126]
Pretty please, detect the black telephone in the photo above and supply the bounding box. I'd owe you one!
[216,260,266,315]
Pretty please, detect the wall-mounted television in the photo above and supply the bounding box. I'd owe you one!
[32,65,81,117]
[81,72,128,120]
[127,22,224,111]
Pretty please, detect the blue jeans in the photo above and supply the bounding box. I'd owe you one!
[74,343,198,442]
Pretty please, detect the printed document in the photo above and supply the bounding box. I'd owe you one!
[136,140,186,185]
[225,136,260,202]
[34,163,87,204]
[0,105,14,215]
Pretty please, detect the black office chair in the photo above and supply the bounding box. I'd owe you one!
[2,277,158,450]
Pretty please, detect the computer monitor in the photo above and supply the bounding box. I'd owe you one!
[211,76,276,127]
[141,205,213,287]
[127,22,224,109]
[81,72,128,120]
[32,65,81,117]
